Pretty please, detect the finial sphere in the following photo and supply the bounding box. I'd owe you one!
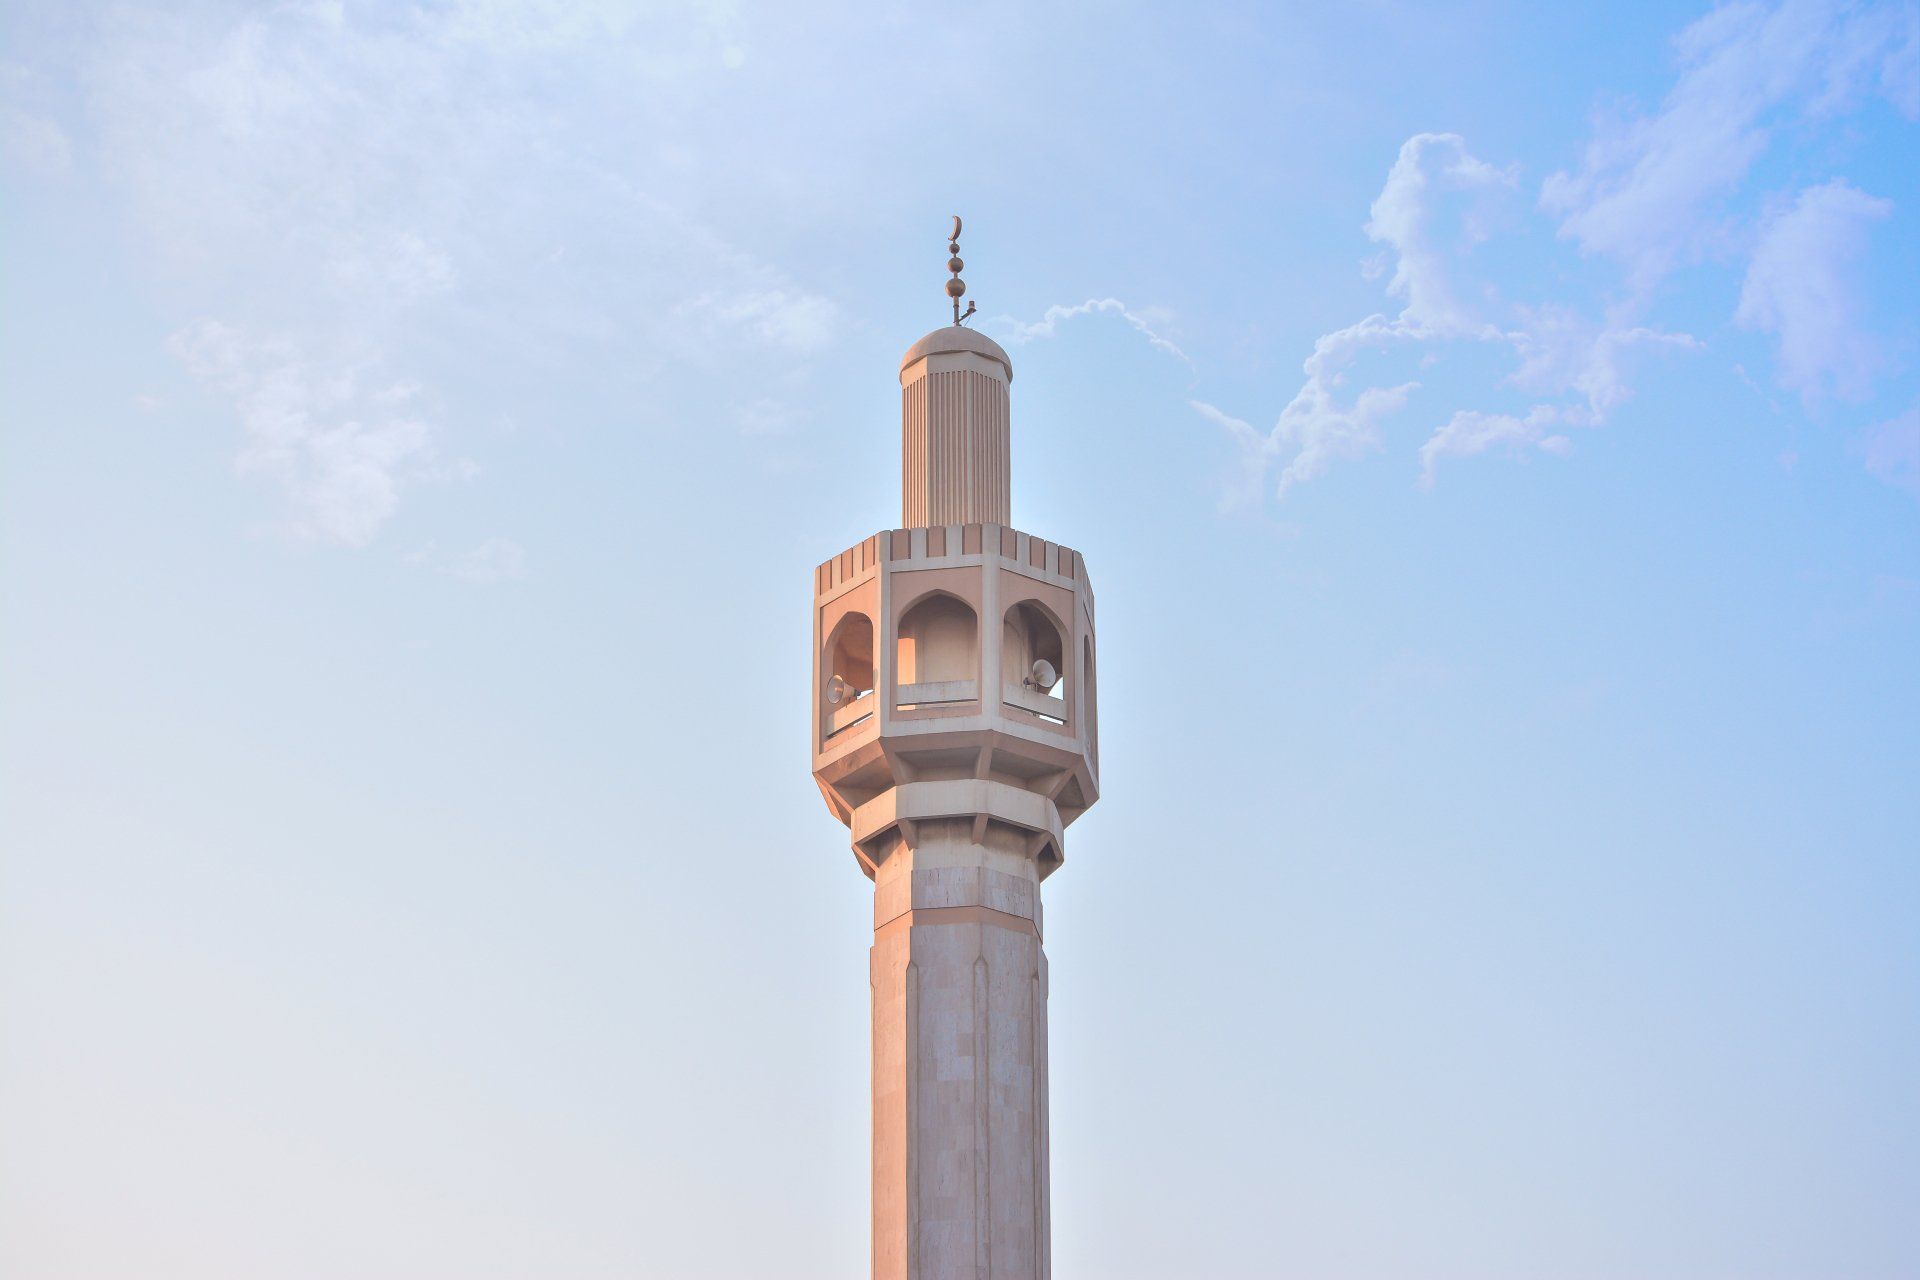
[948,256,964,273]
[945,278,966,299]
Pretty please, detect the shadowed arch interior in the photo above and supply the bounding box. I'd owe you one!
[1003,600,1066,703]
[896,591,979,687]
[826,612,875,696]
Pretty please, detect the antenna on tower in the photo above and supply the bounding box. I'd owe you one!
[945,215,976,326]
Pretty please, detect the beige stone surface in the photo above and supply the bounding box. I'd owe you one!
[899,328,1015,529]
[815,326,1097,1279]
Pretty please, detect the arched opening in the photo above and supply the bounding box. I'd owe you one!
[1002,600,1067,726]
[895,592,979,708]
[821,612,875,738]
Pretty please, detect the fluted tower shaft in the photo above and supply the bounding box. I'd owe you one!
[900,327,1012,527]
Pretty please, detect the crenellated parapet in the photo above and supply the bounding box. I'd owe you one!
[811,521,1099,881]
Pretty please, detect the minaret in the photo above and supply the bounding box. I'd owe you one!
[811,219,1100,1280]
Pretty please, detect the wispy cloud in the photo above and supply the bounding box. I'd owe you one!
[0,63,73,176]
[1206,132,1691,496]
[1189,399,1274,509]
[1506,307,1703,427]
[1363,132,1516,336]
[67,1,837,548]
[1541,0,1915,292]
[1000,298,1192,366]
[1204,0,1909,500]
[169,320,435,547]
[1736,179,1893,402]
[1863,408,1920,494]
[408,537,530,585]
[732,397,809,437]
[1249,133,1516,494]
[1418,408,1571,490]
[676,286,840,353]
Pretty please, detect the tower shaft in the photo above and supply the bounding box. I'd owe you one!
[899,328,1013,527]
[871,827,1048,1279]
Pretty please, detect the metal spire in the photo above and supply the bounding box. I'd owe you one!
[946,215,976,326]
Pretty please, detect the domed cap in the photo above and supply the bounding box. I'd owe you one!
[898,326,1013,384]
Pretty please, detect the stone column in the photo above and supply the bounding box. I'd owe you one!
[900,328,1013,529]
[814,322,1096,1280]
[870,821,1049,1280]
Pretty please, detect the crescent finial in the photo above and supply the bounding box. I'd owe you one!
[946,216,971,324]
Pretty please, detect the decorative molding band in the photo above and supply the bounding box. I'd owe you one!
[874,904,1041,943]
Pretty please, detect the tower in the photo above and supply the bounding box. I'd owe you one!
[810,221,1100,1280]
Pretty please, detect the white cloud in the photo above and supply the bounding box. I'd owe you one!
[1213,134,1523,496]
[1541,0,1914,292]
[677,285,840,353]
[1190,399,1273,509]
[1002,297,1191,366]
[1269,329,1421,495]
[1206,121,1715,496]
[1863,408,1920,493]
[1209,2,1920,501]
[170,320,434,547]
[68,1,837,547]
[1735,179,1892,401]
[1885,6,1920,115]
[1,63,75,176]
[1418,407,1572,489]
[1507,306,1702,425]
[405,537,529,584]
[449,537,529,584]
[1364,132,1515,335]
[732,397,807,437]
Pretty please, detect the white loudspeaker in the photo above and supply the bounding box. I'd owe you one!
[1026,658,1058,692]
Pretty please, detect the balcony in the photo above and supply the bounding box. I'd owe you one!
[825,690,876,737]
[895,678,978,710]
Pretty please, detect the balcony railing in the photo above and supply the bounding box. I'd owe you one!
[825,691,874,737]
[895,679,978,709]
[1003,683,1067,726]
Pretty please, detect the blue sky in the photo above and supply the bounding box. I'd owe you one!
[2,2,1916,1276]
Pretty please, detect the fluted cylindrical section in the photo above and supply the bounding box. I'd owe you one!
[899,327,1014,529]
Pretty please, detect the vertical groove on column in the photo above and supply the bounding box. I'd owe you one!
[1030,966,1042,1280]
[963,372,977,525]
[960,372,971,526]
[984,372,995,520]
[947,371,961,523]
[974,953,990,1280]
[1037,953,1050,1280]
[907,958,920,1279]
[872,948,879,1280]
[906,365,1011,528]
[1002,372,1008,521]
[996,374,1009,522]
[904,378,932,530]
